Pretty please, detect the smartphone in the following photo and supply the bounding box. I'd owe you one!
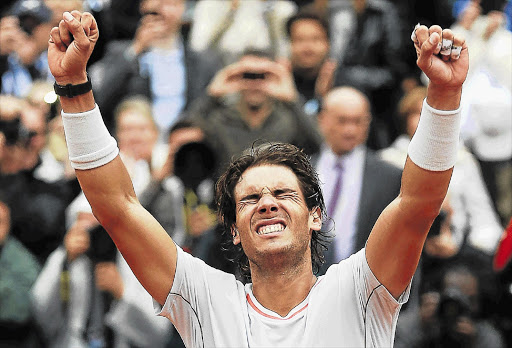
[242,72,265,80]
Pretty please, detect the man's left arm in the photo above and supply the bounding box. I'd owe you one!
[366,25,469,299]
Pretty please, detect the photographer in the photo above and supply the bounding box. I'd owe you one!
[395,228,505,348]
[184,48,322,170]
[31,195,172,347]
[0,94,70,264]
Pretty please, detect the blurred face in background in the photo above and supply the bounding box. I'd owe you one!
[116,109,158,162]
[319,88,371,156]
[239,55,272,109]
[289,19,329,72]
[140,0,185,35]
[21,105,47,155]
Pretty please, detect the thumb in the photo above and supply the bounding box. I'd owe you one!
[62,12,90,52]
[417,32,440,71]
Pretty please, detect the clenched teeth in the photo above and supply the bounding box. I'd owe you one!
[258,223,285,235]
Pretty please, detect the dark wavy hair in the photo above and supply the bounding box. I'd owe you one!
[215,143,331,282]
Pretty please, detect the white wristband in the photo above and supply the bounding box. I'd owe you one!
[62,104,119,170]
[408,99,461,171]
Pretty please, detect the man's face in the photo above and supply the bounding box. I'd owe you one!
[239,55,272,108]
[140,0,185,34]
[290,19,329,71]
[116,110,158,162]
[21,106,46,154]
[233,164,321,270]
[319,97,371,155]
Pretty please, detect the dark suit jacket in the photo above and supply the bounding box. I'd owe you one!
[315,149,402,275]
[89,39,223,131]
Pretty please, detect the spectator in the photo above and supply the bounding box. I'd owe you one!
[0,189,42,347]
[1,0,53,96]
[140,121,228,270]
[31,186,172,348]
[189,0,297,65]
[331,0,407,148]
[24,80,72,183]
[185,49,322,170]
[450,0,512,225]
[286,9,337,115]
[89,0,222,137]
[314,86,402,274]
[396,265,504,348]
[0,94,71,264]
[379,86,504,255]
[113,95,167,193]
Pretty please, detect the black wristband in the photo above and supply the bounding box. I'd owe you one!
[54,75,92,98]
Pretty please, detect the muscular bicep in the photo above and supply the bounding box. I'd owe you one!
[365,157,452,299]
[76,156,177,305]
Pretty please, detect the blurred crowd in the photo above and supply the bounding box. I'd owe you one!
[0,0,511,347]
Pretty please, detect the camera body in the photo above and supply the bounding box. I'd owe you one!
[0,117,35,147]
[242,72,265,80]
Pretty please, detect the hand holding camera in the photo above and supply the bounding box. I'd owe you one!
[207,56,298,102]
[132,10,168,55]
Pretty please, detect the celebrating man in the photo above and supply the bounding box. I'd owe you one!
[48,11,468,347]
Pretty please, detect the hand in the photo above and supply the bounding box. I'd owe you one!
[207,61,251,98]
[412,25,468,109]
[48,11,98,85]
[483,11,504,40]
[0,16,23,55]
[132,14,168,55]
[414,25,468,88]
[95,262,124,299]
[315,59,337,98]
[244,59,299,102]
[187,205,217,237]
[457,0,481,30]
[64,219,91,262]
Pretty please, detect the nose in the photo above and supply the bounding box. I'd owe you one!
[257,194,279,215]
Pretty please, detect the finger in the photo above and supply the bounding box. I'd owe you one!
[451,34,465,60]
[440,28,454,61]
[62,11,89,51]
[58,20,72,47]
[49,26,66,52]
[80,12,96,37]
[429,25,442,54]
[417,31,440,71]
[415,25,429,47]
[410,23,420,44]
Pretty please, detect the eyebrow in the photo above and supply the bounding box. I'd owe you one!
[238,187,297,202]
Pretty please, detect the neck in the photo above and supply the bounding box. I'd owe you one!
[249,254,316,317]
[152,33,179,50]
[238,101,273,129]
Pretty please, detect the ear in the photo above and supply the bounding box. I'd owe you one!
[231,225,241,245]
[309,207,322,231]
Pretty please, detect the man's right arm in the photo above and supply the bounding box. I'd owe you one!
[48,11,176,305]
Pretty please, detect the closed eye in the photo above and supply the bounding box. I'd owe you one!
[275,189,299,200]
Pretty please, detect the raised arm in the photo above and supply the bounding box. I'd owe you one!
[366,25,469,298]
[47,11,176,305]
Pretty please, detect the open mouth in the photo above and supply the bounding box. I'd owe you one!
[257,223,285,235]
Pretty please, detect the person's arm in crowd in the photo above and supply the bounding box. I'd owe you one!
[48,11,176,306]
[365,25,469,298]
[460,151,504,253]
[189,0,237,53]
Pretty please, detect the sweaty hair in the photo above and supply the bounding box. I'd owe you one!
[215,142,330,282]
